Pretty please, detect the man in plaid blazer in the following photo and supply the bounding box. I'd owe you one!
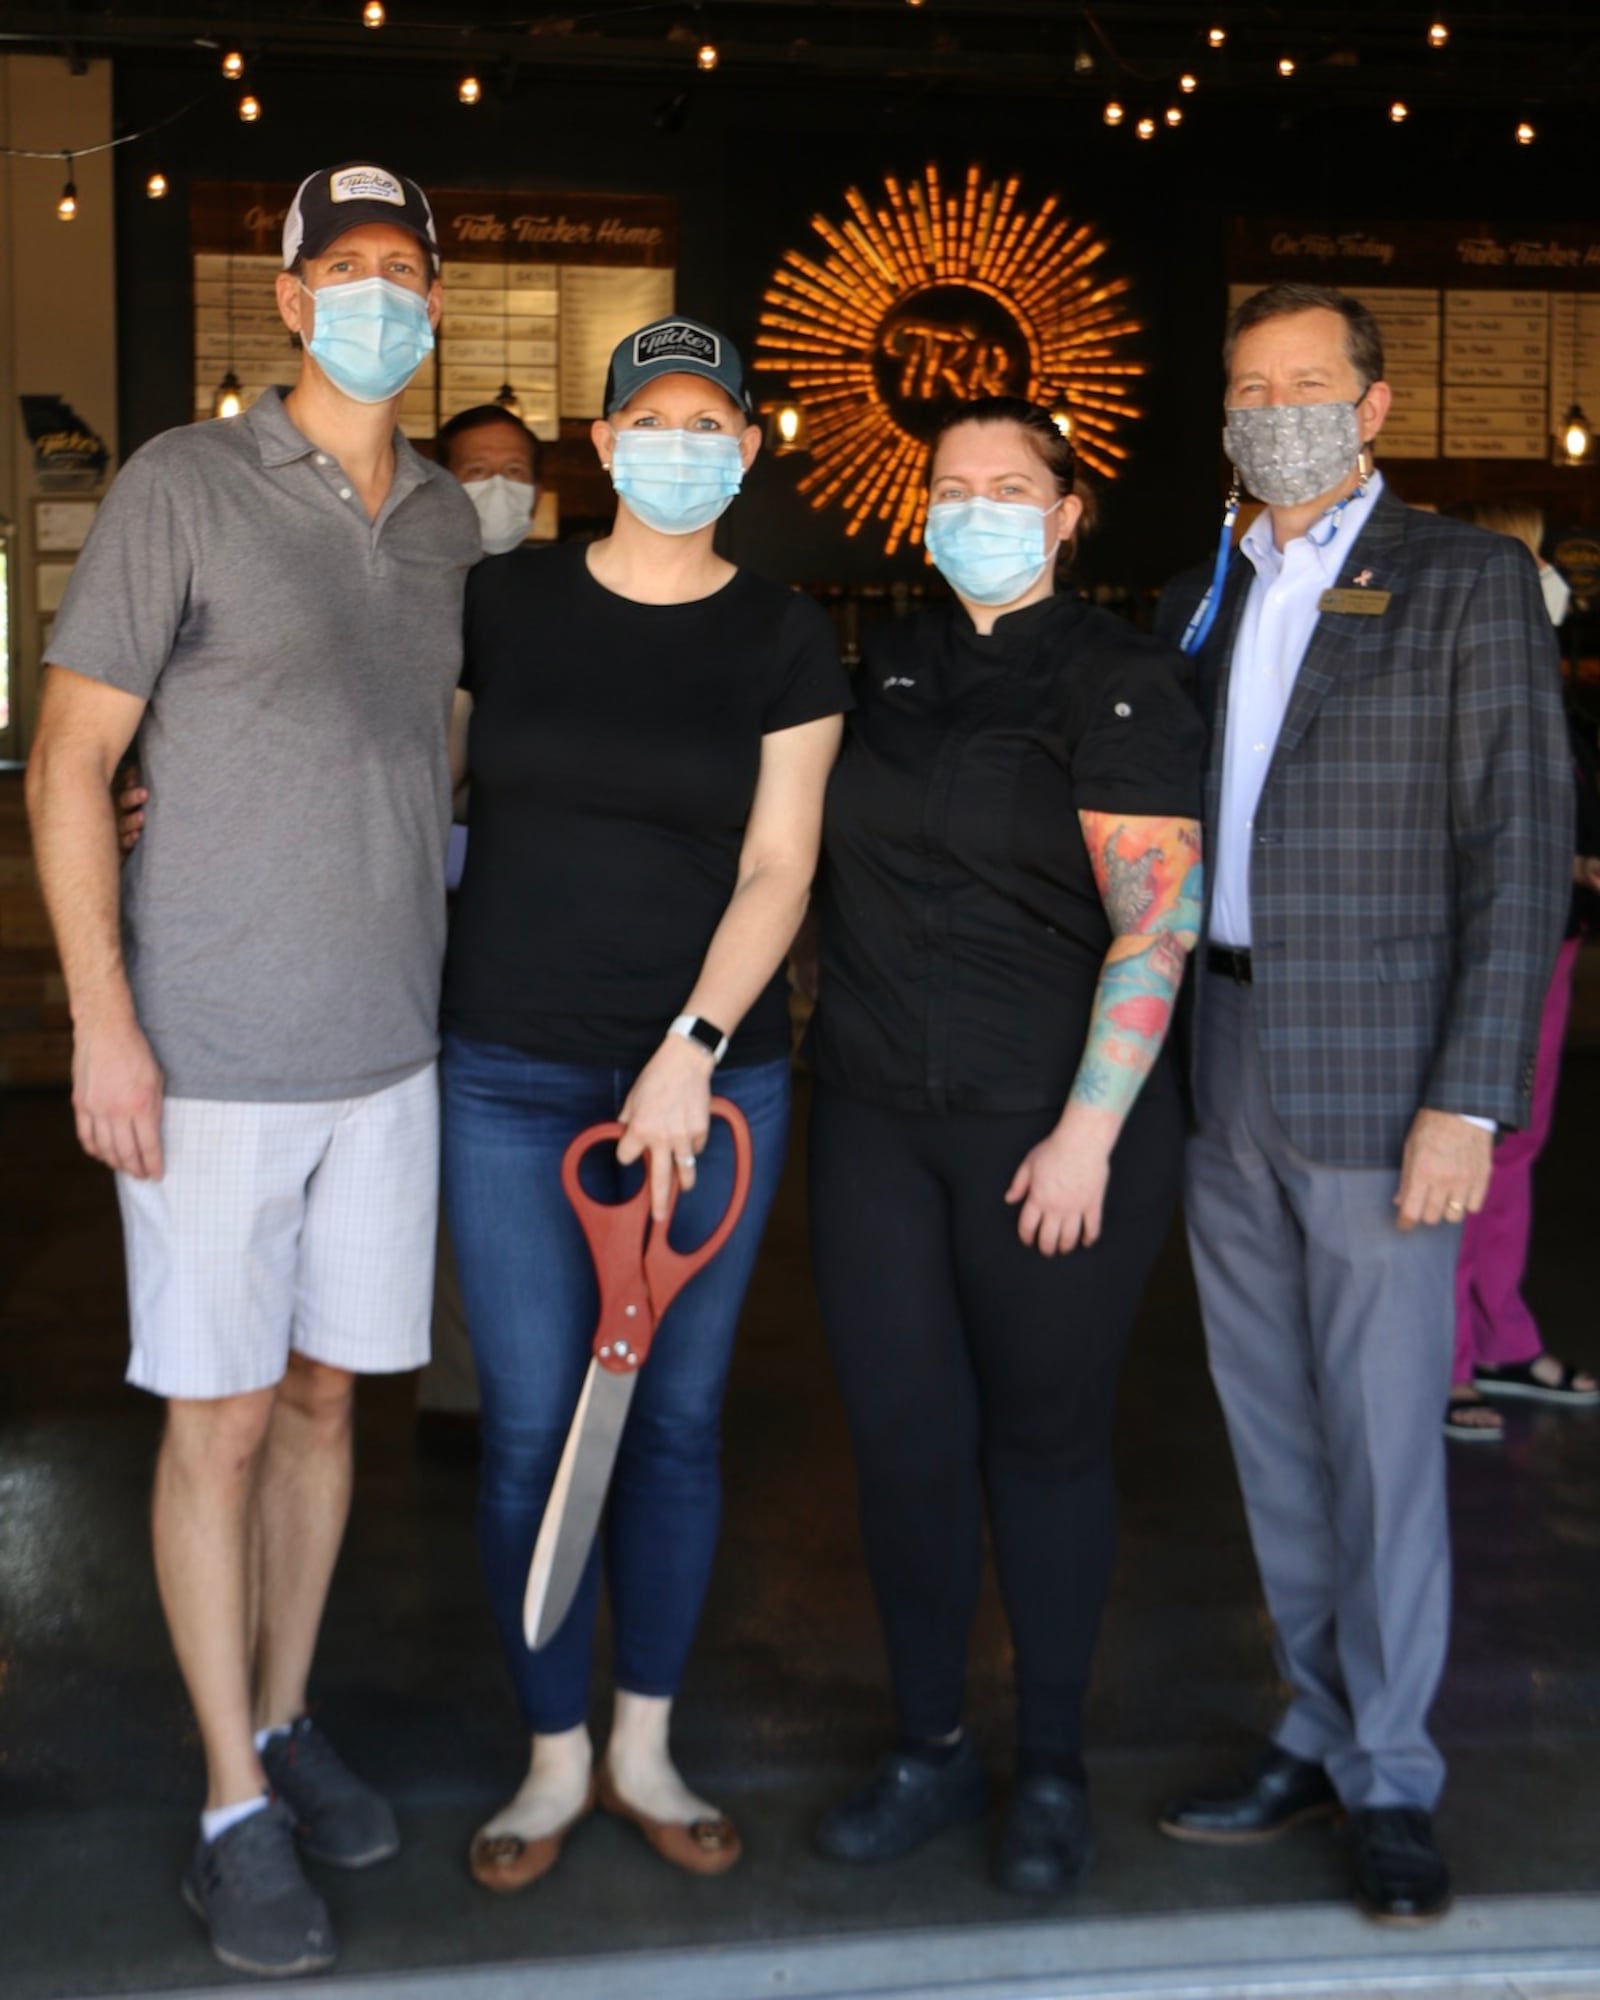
[1153,284,1571,1925]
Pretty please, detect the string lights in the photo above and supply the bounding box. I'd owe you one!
[1207,26,1227,49]
[1165,105,1183,126]
[1428,19,1449,48]
[146,171,169,198]
[1278,55,1296,77]
[1516,119,1536,143]
[1136,115,1156,138]
[57,159,77,222]
[362,2,386,27]
[221,50,244,80]
[1179,72,1198,93]
[238,93,262,122]
[1103,100,1125,125]
[213,370,244,421]
[1390,100,1409,122]
[458,74,482,103]
[697,42,719,71]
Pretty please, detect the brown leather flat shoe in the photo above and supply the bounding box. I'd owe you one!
[596,1766,743,1876]
[468,1779,598,1893]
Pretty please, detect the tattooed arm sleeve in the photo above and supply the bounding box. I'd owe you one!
[1067,813,1204,1122]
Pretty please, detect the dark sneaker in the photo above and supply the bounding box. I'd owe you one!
[994,1774,1094,1896]
[815,1737,988,1863]
[260,1717,400,1868]
[182,1799,337,1976]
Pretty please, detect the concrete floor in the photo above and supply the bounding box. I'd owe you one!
[2,1046,1599,1999]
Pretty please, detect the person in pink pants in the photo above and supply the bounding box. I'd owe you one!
[1450,930,1598,1438]
[1445,499,1600,1441]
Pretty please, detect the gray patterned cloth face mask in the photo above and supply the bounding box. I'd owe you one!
[1223,400,1363,507]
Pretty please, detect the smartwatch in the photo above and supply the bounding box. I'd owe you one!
[669,1013,730,1065]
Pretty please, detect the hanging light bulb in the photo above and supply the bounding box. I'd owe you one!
[1428,19,1449,48]
[1515,119,1535,144]
[697,42,719,71]
[494,382,524,420]
[458,74,482,104]
[1207,25,1227,49]
[362,1,386,26]
[1179,73,1198,93]
[1390,100,1409,123]
[213,371,245,421]
[1136,116,1156,139]
[146,170,169,199]
[1560,404,1591,461]
[57,174,78,222]
[1165,105,1184,126]
[1278,55,1296,77]
[776,405,803,446]
[1051,408,1074,440]
[238,94,262,122]
[1103,100,1125,126]
[221,50,244,79]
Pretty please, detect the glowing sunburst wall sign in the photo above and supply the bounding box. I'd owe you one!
[756,165,1145,555]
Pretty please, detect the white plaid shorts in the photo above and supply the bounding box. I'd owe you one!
[117,1064,440,1400]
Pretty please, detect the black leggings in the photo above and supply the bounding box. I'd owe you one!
[808,1076,1183,1770]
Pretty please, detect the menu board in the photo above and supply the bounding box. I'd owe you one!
[190,186,677,441]
[1229,220,1600,466]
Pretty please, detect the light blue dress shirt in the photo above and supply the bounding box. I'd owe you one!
[1210,471,1385,950]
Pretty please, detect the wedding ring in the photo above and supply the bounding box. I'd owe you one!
[1445,1198,1465,1219]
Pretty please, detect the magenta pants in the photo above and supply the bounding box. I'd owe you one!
[1453,933,1582,1384]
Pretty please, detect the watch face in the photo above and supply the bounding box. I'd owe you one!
[687,1017,724,1055]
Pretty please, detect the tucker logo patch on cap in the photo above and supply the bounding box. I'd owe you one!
[635,323,719,369]
[329,165,406,207]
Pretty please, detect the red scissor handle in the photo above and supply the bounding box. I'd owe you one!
[560,1097,754,1375]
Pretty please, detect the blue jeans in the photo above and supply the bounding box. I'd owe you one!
[441,1033,790,1733]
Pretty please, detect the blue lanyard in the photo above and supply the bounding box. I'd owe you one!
[1179,470,1372,656]
[1179,476,1240,657]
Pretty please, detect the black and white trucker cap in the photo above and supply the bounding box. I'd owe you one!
[281,162,439,269]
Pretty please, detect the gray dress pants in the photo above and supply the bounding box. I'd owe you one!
[1184,971,1457,1811]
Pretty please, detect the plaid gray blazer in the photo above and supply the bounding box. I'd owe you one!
[1157,486,1571,1169]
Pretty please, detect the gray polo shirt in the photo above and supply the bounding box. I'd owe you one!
[47,387,481,1101]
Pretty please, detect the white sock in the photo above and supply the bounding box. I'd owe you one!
[253,1723,293,1753]
[201,1793,269,1844]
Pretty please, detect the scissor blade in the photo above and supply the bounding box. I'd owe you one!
[523,1362,638,1650]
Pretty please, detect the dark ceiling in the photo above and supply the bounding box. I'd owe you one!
[2,3,1596,106]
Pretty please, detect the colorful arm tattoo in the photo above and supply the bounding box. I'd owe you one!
[1068,813,1204,1121]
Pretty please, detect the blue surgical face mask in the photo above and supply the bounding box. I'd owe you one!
[924,495,1063,607]
[301,275,434,405]
[609,428,744,535]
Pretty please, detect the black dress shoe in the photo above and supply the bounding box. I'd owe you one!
[815,1738,987,1863]
[994,1775,1093,1897]
[1158,1744,1339,1844]
[1349,1808,1452,1926]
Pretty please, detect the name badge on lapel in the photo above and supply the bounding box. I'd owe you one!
[1319,568,1391,616]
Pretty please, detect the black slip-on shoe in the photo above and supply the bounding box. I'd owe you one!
[1158,1743,1339,1845]
[814,1737,987,1864]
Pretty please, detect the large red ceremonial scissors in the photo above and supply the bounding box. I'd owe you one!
[522,1098,754,1650]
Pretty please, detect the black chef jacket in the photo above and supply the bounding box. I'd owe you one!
[810,590,1205,1115]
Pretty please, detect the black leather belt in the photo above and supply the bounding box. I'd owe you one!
[1206,944,1254,983]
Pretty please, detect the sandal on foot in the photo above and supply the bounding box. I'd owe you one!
[1474,1359,1600,1406]
[468,1779,597,1893]
[1445,1393,1504,1442]
[596,1766,742,1876]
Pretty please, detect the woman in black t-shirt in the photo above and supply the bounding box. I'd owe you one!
[440,319,849,1892]
[808,399,1205,1895]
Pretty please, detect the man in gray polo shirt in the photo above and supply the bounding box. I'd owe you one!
[27,162,478,1977]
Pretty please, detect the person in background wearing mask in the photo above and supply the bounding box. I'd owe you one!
[27,163,479,1976]
[442,318,848,1893]
[439,402,543,556]
[1154,285,1570,1924]
[1437,500,1599,1438]
[807,399,1205,1896]
[413,403,547,1447]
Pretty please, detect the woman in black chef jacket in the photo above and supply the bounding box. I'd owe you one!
[807,398,1205,1896]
